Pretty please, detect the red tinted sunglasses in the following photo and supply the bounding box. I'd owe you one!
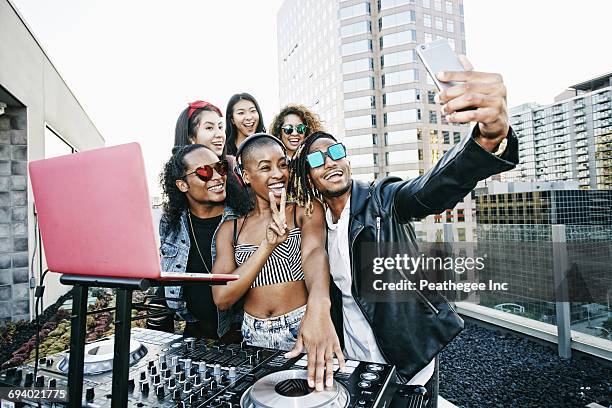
[184,160,228,182]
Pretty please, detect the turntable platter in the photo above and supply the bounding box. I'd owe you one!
[241,370,350,408]
[57,338,147,375]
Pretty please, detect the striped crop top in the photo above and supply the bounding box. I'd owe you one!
[233,224,304,288]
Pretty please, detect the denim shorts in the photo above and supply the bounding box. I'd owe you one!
[241,305,306,352]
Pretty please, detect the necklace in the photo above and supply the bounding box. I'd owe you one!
[187,211,211,274]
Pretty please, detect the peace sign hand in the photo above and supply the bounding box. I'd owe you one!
[265,188,289,247]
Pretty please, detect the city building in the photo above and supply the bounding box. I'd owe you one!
[506,73,612,190]
[0,0,105,323]
[277,0,475,242]
[474,180,612,225]
[473,180,612,337]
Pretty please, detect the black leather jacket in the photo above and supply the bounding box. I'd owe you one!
[330,126,519,380]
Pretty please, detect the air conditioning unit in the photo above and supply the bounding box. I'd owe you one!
[0,102,6,116]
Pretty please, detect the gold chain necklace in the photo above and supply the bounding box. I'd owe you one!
[187,211,211,274]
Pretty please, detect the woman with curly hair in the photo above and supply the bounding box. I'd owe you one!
[159,144,251,340]
[269,104,324,159]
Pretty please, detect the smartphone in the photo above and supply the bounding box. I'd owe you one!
[416,39,464,91]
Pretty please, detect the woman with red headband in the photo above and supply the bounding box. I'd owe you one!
[175,100,226,157]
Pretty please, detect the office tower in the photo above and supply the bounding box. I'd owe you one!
[506,73,612,190]
[277,0,474,241]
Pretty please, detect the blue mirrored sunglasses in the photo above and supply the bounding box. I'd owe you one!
[306,143,347,168]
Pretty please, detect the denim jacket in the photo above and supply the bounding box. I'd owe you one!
[160,207,243,337]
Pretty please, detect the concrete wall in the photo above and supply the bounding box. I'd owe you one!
[0,0,105,322]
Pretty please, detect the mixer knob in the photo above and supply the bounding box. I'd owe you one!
[256,350,262,360]
[228,367,237,379]
[140,371,147,381]
[164,368,172,379]
[240,340,247,349]
[148,360,155,369]
[85,387,95,402]
[185,337,196,349]
[184,382,192,393]
[156,385,165,398]
[168,378,177,389]
[173,388,181,400]
[24,372,34,387]
[193,376,202,387]
[213,364,221,376]
[49,378,57,388]
[189,394,198,404]
[150,366,158,376]
[210,380,217,390]
[11,369,21,385]
[178,371,187,383]
[171,356,179,367]
[158,354,166,364]
[196,361,207,372]
[199,388,208,398]
[184,358,193,370]
[140,381,149,394]
[209,398,223,408]
[35,375,45,387]
[153,374,161,385]
[189,366,198,378]
[248,355,254,365]
[160,361,168,371]
[175,365,183,375]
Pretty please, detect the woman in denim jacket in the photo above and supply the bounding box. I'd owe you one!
[160,144,251,339]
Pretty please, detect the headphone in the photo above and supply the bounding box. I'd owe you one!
[234,133,287,185]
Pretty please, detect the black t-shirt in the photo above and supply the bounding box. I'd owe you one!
[183,213,222,339]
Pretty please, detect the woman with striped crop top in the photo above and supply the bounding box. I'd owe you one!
[212,133,345,391]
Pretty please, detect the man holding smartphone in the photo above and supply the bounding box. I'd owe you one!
[286,57,517,407]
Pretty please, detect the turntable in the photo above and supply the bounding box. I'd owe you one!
[56,337,148,375]
[240,370,350,408]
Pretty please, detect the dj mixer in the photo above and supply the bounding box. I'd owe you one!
[0,328,423,407]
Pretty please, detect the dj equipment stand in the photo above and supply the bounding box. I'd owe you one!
[60,274,179,408]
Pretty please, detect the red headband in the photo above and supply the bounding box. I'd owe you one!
[187,100,223,120]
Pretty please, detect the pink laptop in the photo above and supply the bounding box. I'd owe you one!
[28,142,238,282]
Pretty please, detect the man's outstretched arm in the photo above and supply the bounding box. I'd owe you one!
[393,57,518,222]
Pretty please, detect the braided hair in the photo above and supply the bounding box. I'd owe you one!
[287,131,337,216]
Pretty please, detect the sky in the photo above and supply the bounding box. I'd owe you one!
[9,0,612,195]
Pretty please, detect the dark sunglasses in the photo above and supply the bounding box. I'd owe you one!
[282,123,308,135]
[306,143,347,168]
[184,160,228,182]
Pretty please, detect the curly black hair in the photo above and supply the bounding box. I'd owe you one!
[287,131,337,216]
[160,144,252,232]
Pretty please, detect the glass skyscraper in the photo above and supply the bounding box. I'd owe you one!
[277,0,474,241]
